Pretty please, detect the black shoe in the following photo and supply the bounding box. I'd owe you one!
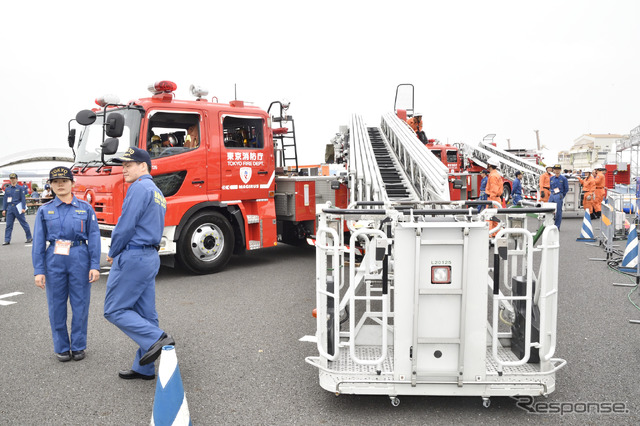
[71,350,86,361]
[55,351,72,362]
[2,242,9,246]
[118,369,155,380]
[26,238,32,243]
[139,333,175,365]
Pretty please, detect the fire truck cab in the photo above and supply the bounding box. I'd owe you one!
[69,81,335,274]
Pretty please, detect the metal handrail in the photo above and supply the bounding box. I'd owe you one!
[491,228,535,369]
[315,226,342,361]
[349,228,389,366]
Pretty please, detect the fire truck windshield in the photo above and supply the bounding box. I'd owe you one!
[75,108,142,164]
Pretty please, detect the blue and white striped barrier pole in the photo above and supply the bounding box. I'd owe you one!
[576,209,596,242]
[618,224,639,274]
[151,345,192,426]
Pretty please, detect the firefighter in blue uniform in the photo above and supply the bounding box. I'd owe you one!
[549,164,569,229]
[511,171,523,206]
[2,173,32,245]
[32,167,101,362]
[478,170,489,211]
[103,147,174,381]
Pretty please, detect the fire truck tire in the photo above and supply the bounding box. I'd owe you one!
[502,184,511,203]
[177,211,234,274]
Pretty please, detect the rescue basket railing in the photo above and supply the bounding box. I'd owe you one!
[491,228,535,370]
[314,224,342,361]
[348,228,391,366]
[537,225,560,363]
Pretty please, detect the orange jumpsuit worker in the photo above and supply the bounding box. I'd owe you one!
[407,114,423,133]
[593,165,606,219]
[539,166,552,202]
[485,157,503,234]
[578,170,596,219]
[407,113,428,143]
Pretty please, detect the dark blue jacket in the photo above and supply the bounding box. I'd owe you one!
[3,184,27,211]
[108,174,166,259]
[549,174,569,198]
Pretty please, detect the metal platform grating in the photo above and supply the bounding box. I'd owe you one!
[485,347,541,375]
[328,346,394,375]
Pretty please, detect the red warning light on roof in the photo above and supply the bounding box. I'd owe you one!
[148,81,177,94]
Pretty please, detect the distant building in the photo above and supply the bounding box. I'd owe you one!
[567,133,624,171]
[557,150,572,170]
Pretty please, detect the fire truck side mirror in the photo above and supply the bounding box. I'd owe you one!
[105,113,125,138]
[452,179,463,189]
[68,129,76,148]
[76,110,97,126]
[101,138,119,155]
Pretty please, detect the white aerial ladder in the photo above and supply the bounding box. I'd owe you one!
[348,113,450,204]
[460,135,546,198]
[305,113,565,407]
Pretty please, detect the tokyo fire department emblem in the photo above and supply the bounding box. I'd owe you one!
[240,167,252,184]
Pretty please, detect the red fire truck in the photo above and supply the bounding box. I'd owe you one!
[68,81,346,274]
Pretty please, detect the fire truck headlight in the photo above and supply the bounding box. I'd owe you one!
[431,265,451,284]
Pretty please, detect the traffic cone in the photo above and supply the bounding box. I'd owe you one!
[151,346,192,426]
[576,209,596,242]
[618,224,639,274]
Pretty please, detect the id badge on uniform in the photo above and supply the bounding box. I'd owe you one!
[554,188,560,194]
[54,240,72,256]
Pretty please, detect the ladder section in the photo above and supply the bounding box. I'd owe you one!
[464,142,545,195]
[368,127,414,200]
[272,115,299,173]
[380,112,451,202]
[349,114,386,203]
[479,140,546,176]
[463,140,544,194]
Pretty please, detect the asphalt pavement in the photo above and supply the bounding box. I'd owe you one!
[1,213,640,425]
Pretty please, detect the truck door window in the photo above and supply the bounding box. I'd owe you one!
[446,150,458,163]
[147,112,201,159]
[223,116,264,149]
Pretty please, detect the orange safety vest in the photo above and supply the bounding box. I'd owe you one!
[579,175,595,194]
[486,169,503,202]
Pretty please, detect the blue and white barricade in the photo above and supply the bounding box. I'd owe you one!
[576,209,596,242]
[618,224,639,274]
[151,346,192,426]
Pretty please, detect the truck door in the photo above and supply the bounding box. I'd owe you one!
[144,110,208,206]
[219,114,275,200]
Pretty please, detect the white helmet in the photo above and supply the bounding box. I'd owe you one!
[487,156,500,167]
[592,164,603,170]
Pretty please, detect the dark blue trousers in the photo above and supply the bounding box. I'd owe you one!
[5,205,32,242]
[104,247,163,376]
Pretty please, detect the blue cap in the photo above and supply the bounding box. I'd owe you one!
[9,173,17,179]
[49,166,74,181]
[114,147,152,170]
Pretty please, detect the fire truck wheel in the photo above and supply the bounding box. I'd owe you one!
[502,184,511,203]
[177,211,234,274]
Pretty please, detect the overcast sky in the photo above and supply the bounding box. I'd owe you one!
[1,0,638,166]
